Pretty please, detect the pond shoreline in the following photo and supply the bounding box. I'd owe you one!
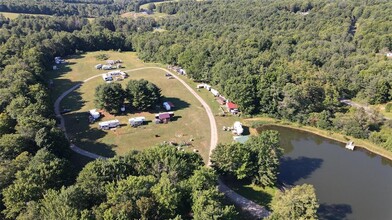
[245,118,392,162]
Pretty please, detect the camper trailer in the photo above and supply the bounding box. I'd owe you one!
[108,71,127,78]
[102,74,113,82]
[129,117,145,127]
[211,89,219,97]
[89,109,100,120]
[102,65,112,70]
[98,119,120,130]
[95,64,103,69]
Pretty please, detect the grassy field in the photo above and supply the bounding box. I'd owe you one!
[224,178,277,210]
[120,11,169,20]
[371,102,392,119]
[51,51,211,163]
[0,12,51,19]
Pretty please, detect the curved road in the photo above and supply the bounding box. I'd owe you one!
[54,67,269,219]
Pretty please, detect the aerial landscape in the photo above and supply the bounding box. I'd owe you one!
[0,0,392,219]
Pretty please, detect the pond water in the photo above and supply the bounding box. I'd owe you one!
[258,125,392,220]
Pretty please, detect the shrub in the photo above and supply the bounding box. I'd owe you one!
[95,54,109,61]
[385,103,392,113]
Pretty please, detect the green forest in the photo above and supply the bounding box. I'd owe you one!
[0,0,391,219]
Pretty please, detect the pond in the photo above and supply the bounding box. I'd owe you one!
[258,125,392,220]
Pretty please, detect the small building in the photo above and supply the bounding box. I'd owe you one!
[211,88,219,97]
[98,119,120,130]
[163,102,175,111]
[232,121,243,135]
[102,74,113,81]
[226,102,239,114]
[155,112,174,124]
[129,117,145,127]
[95,64,103,69]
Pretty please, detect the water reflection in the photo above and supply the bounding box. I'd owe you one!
[256,124,392,220]
[279,156,323,186]
[318,203,353,220]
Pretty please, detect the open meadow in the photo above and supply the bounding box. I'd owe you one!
[0,12,50,19]
[50,51,211,163]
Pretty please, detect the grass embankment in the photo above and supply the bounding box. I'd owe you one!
[0,12,50,19]
[50,51,210,163]
[225,179,277,210]
[245,117,392,162]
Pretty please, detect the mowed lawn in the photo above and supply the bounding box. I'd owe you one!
[49,51,157,101]
[0,12,50,19]
[56,52,211,162]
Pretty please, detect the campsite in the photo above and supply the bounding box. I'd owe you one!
[53,51,211,162]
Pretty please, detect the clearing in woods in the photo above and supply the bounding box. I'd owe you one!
[50,51,211,163]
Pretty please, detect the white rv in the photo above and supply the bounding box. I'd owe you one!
[95,64,102,69]
[102,74,113,81]
[211,89,219,97]
[102,65,112,70]
[129,117,145,127]
[99,119,120,130]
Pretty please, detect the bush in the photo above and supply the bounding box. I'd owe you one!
[385,103,392,113]
[95,54,109,61]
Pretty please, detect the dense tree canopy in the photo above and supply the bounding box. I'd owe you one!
[211,130,283,187]
[267,184,319,220]
[126,79,162,111]
[94,82,125,114]
[1,0,392,218]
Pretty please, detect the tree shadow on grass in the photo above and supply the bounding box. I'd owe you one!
[278,156,323,185]
[64,112,116,158]
[161,97,190,111]
[222,177,273,210]
[318,203,352,220]
[62,88,86,112]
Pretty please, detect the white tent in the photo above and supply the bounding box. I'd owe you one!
[233,121,244,135]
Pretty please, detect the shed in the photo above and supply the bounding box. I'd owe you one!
[227,102,238,110]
